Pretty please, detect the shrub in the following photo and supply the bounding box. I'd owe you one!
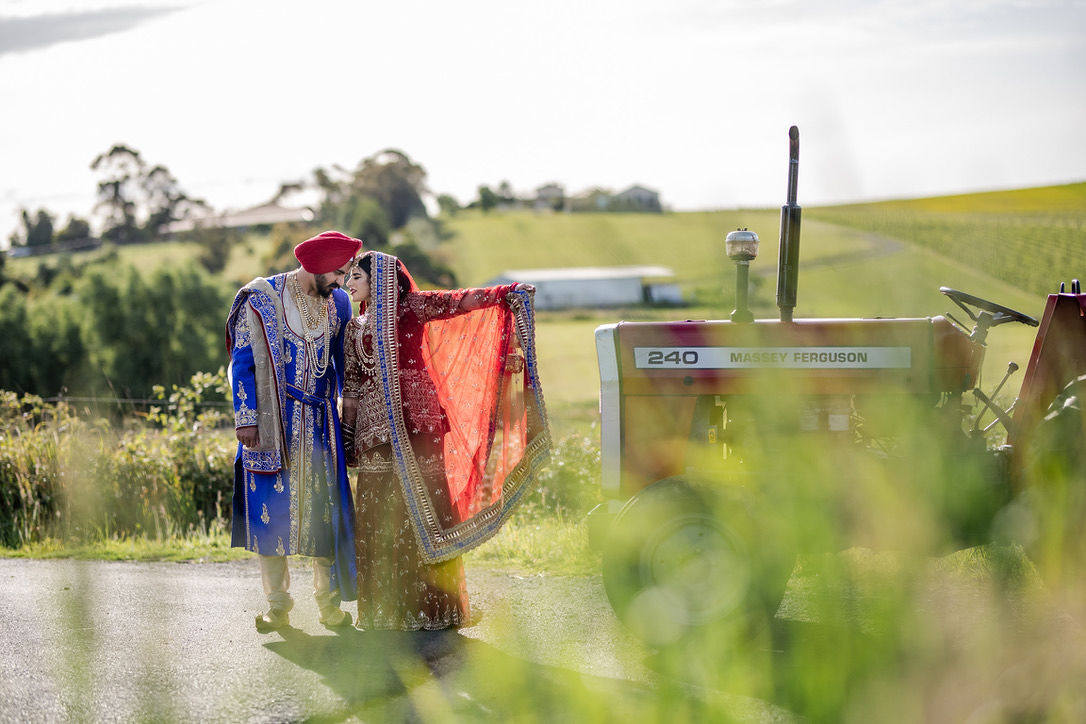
[0,392,75,546]
[0,372,236,548]
[517,431,601,519]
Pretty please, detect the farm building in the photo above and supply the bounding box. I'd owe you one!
[487,265,682,310]
[533,183,566,211]
[612,185,662,212]
[568,184,663,213]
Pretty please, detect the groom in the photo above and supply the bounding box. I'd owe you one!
[226,230,361,632]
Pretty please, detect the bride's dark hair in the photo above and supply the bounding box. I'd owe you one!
[356,253,411,299]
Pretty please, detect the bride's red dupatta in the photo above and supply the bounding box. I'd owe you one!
[364,251,550,563]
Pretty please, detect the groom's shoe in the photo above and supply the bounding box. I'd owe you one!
[255,608,290,633]
[318,606,353,629]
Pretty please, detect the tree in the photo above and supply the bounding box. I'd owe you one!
[497,180,516,204]
[476,185,498,212]
[192,225,236,274]
[0,286,85,395]
[91,144,145,243]
[312,165,350,223]
[349,149,428,229]
[142,164,207,236]
[0,286,34,391]
[16,208,55,247]
[262,223,313,275]
[0,253,23,293]
[26,294,86,395]
[91,144,204,242]
[54,215,91,242]
[343,196,390,248]
[436,194,460,217]
[313,149,429,234]
[78,266,226,397]
[394,241,457,288]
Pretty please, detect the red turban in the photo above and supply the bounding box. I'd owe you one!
[293,230,363,274]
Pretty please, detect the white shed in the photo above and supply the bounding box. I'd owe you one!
[487,265,679,310]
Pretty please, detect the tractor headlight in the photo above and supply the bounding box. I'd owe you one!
[725,228,759,262]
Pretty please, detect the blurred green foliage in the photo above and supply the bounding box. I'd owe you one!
[0,374,605,555]
[0,258,227,399]
[79,266,226,398]
[0,372,234,548]
[591,376,1086,720]
[518,431,601,519]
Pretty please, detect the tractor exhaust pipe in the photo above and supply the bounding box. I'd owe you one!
[776,125,802,322]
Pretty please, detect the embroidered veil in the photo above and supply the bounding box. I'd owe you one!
[361,251,550,563]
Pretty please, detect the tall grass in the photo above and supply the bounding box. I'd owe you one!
[0,376,235,548]
[594,375,1086,719]
[0,373,604,570]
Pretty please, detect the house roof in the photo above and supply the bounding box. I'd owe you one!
[615,184,659,198]
[164,202,313,233]
[493,265,674,282]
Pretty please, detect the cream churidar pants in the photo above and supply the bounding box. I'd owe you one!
[258,555,339,613]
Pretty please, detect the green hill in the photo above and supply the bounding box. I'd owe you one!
[438,198,1055,322]
[806,182,1086,297]
[438,209,870,296]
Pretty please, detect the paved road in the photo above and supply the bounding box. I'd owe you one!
[0,558,783,722]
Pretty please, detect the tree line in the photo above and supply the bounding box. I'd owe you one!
[0,146,461,400]
[0,254,226,400]
[9,144,207,250]
[450,180,663,214]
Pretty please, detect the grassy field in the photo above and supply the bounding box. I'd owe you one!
[438,209,878,300]
[9,238,201,276]
[808,182,1086,297]
[7,232,275,291]
[0,533,250,563]
[0,517,600,576]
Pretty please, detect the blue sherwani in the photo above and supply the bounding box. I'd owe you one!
[226,273,356,601]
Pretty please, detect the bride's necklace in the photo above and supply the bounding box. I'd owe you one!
[288,271,332,377]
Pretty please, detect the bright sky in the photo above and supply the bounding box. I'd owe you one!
[1,0,1083,240]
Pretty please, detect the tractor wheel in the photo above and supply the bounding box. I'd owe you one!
[601,478,790,646]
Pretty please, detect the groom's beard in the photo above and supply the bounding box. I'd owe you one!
[314,274,338,298]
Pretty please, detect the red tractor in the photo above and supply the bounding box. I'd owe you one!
[592,127,1086,640]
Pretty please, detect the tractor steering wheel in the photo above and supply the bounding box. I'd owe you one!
[939,287,1039,328]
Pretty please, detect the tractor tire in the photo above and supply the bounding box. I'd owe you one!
[601,478,791,646]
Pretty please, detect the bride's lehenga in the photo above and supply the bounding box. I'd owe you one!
[342,273,536,630]
[351,439,468,629]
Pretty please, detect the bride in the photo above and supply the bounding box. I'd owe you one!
[340,250,549,630]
